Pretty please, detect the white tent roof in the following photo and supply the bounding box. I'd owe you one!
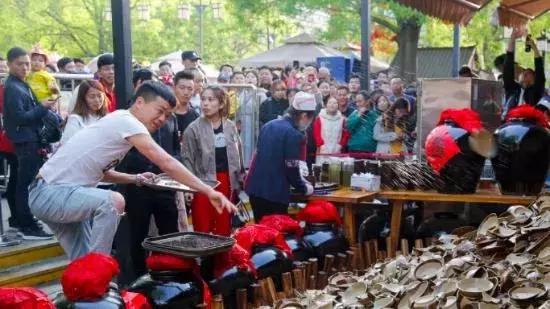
[239,33,348,68]
[150,50,185,73]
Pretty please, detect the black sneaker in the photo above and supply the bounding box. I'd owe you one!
[8,217,20,230]
[19,226,54,240]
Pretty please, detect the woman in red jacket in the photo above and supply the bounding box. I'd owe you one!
[313,96,349,161]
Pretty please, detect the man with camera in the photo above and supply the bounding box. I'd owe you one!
[503,27,546,115]
[3,47,57,239]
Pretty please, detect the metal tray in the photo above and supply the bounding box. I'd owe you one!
[142,232,234,258]
[314,182,339,190]
[143,173,220,193]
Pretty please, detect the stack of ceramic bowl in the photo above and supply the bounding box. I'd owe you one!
[269,194,550,309]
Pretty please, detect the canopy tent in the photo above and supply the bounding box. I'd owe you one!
[392,0,549,27]
[498,0,550,27]
[239,33,349,68]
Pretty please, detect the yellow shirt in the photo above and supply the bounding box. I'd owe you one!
[390,126,404,154]
[26,70,57,101]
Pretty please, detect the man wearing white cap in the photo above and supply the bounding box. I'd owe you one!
[245,91,316,221]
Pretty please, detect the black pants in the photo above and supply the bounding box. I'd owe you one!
[14,142,45,228]
[249,195,288,223]
[124,185,178,277]
[1,152,18,228]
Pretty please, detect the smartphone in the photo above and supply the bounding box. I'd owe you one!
[525,34,532,53]
[293,60,300,69]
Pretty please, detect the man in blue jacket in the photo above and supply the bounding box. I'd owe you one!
[245,91,315,222]
[3,47,56,239]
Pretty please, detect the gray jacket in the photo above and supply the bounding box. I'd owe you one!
[182,117,243,191]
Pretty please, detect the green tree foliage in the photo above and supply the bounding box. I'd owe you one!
[0,0,295,67]
[421,1,550,70]
[0,0,547,72]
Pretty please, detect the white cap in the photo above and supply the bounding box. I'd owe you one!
[292,91,316,111]
[537,98,550,111]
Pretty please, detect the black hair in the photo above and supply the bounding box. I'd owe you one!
[132,80,177,108]
[230,71,245,81]
[57,57,74,70]
[159,60,171,68]
[46,64,58,73]
[337,85,349,92]
[494,54,506,68]
[393,97,410,111]
[219,64,233,71]
[7,47,27,62]
[132,68,154,87]
[97,53,114,69]
[317,80,330,87]
[173,70,194,85]
[368,89,384,98]
[258,65,271,72]
[357,90,370,101]
[349,73,361,80]
[0,56,5,61]
[73,58,85,65]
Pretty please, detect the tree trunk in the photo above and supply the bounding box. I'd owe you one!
[99,27,106,53]
[395,19,421,83]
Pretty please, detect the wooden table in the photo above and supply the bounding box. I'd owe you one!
[378,189,536,256]
[291,188,377,244]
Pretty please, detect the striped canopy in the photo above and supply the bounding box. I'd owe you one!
[392,0,549,27]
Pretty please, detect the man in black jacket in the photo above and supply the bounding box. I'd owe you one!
[117,69,181,278]
[503,28,546,116]
[3,47,55,239]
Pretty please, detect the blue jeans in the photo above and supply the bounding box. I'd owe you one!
[29,179,121,260]
[14,142,45,228]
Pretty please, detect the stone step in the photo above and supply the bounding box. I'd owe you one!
[0,238,64,269]
[0,256,68,287]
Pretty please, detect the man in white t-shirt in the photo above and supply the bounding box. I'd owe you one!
[28,81,236,260]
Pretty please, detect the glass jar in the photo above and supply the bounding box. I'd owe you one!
[328,158,342,184]
[342,158,355,187]
[321,163,330,182]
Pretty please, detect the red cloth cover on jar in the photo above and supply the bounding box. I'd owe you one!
[437,108,483,134]
[425,125,461,174]
[0,287,54,309]
[145,252,195,271]
[61,253,120,302]
[506,105,549,128]
[234,224,292,257]
[145,252,212,308]
[120,291,152,309]
[259,214,304,237]
[296,200,342,226]
[213,244,256,278]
